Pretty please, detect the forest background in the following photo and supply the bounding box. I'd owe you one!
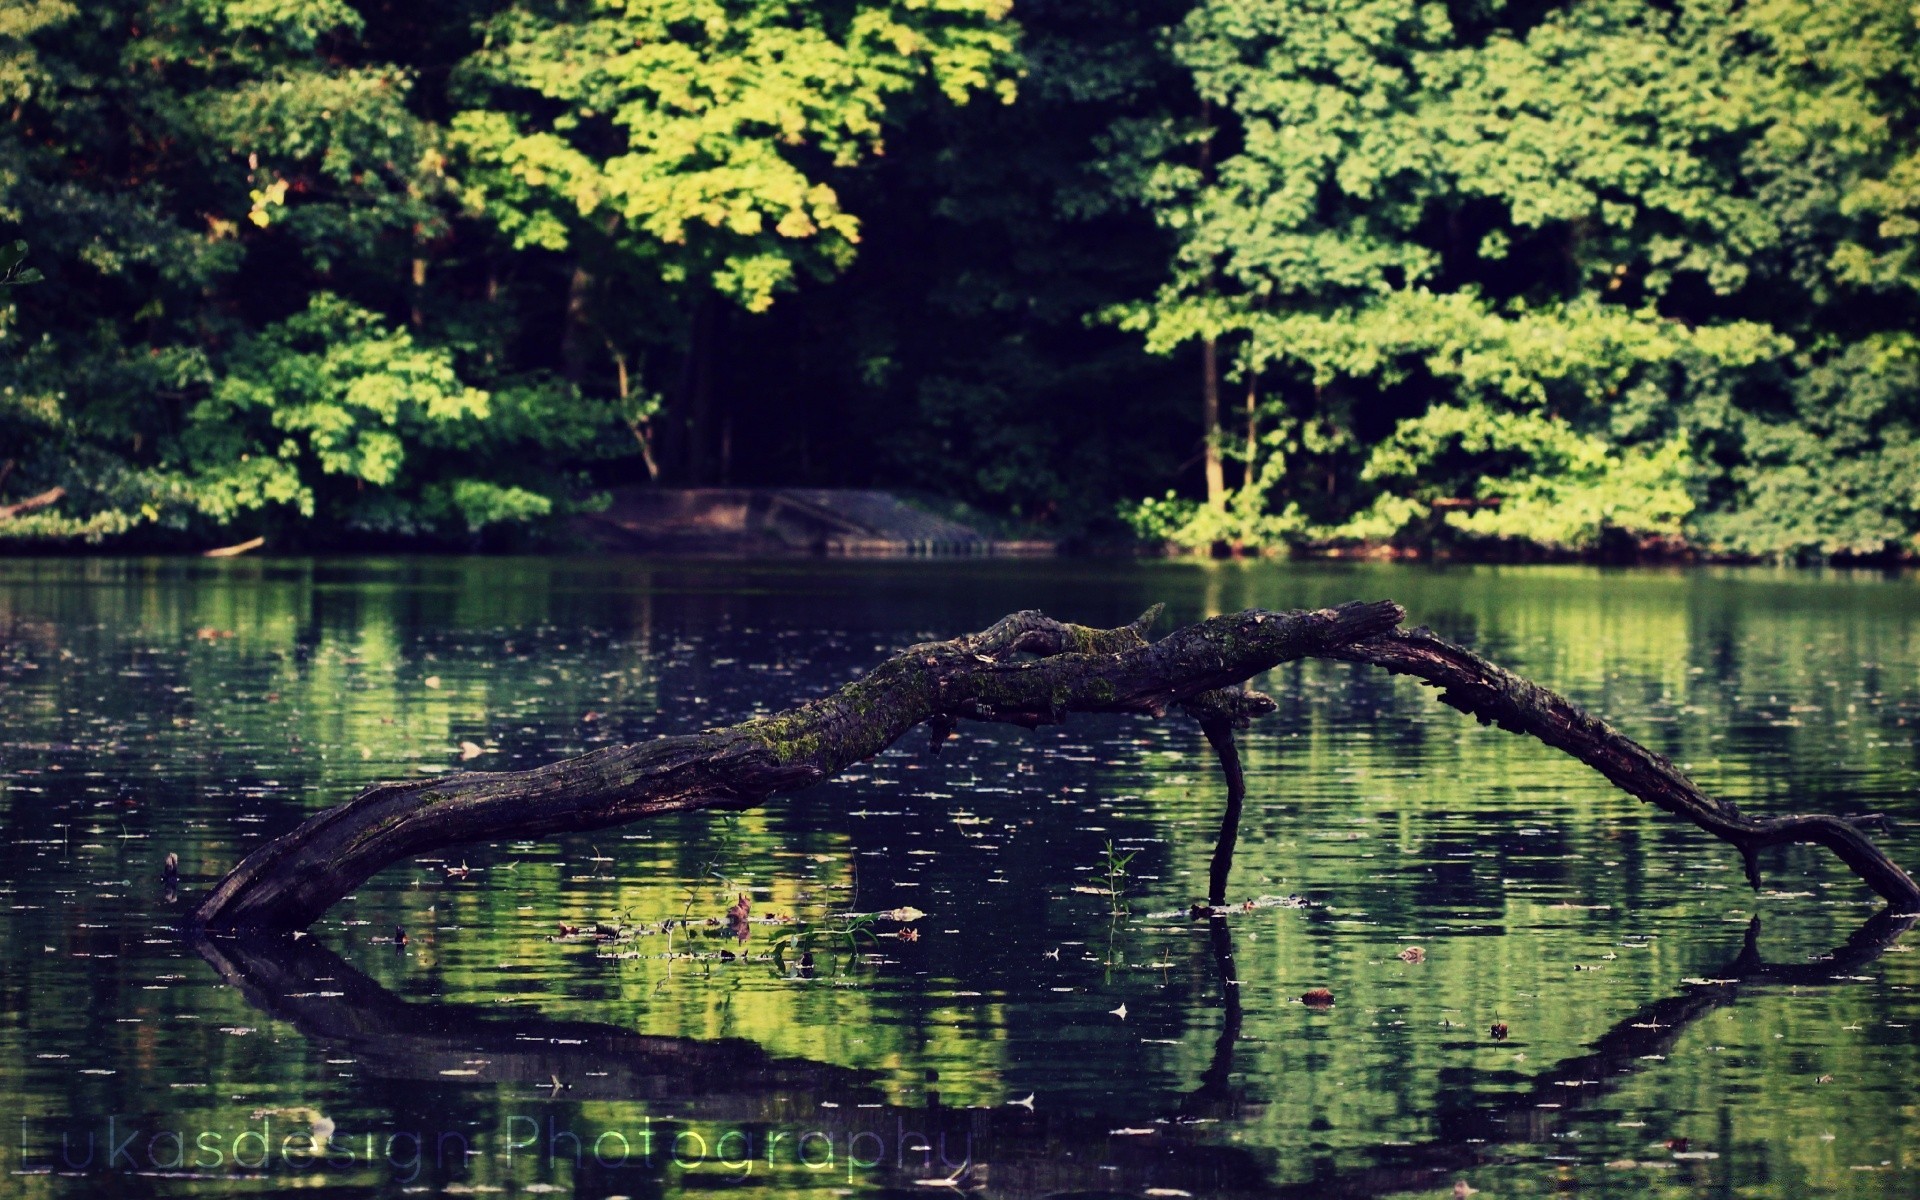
[1,0,1916,561]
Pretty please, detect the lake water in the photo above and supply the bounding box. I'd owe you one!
[1,556,1917,1198]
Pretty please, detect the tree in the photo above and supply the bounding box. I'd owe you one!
[1117,0,1920,561]
[448,0,1018,482]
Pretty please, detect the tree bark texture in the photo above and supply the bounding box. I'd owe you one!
[189,602,1918,934]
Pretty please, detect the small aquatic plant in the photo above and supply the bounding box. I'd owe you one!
[1101,839,1138,917]
[772,911,880,976]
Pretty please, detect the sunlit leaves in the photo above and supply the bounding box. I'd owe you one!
[1121,0,1920,559]
[177,294,489,517]
[451,0,1016,311]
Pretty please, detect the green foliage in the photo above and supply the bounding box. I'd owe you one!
[0,0,1015,545]
[1690,336,1920,560]
[1116,0,1920,561]
[173,294,488,521]
[450,0,1017,311]
[0,240,40,289]
[1,0,1916,559]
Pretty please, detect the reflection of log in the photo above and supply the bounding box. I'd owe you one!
[1175,915,1245,1121]
[189,934,880,1110]
[190,602,1404,932]
[191,910,1911,1200]
[1263,909,1916,1198]
[192,601,1918,934]
[189,932,1281,1196]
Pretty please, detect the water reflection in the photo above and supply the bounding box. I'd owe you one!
[189,905,1913,1199]
[3,557,1918,1198]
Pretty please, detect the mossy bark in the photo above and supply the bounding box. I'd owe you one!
[189,601,1402,933]
[188,600,1919,935]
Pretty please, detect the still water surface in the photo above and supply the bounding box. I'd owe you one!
[1,557,1917,1198]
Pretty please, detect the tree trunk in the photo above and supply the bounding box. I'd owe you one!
[1242,376,1258,491]
[1201,337,1225,512]
[675,293,720,484]
[187,602,1919,935]
[559,260,596,384]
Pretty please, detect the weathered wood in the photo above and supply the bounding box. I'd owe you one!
[189,600,1919,934]
[203,535,266,558]
[0,485,63,520]
[190,600,1402,932]
[1326,627,1920,908]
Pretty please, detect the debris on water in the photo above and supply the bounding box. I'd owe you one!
[1302,988,1335,1008]
[1175,895,1310,921]
[1490,1021,1509,1041]
[1398,946,1426,964]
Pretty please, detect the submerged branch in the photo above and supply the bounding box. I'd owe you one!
[190,601,1401,933]
[189,601,1917,935]
[1325,627,1920,908]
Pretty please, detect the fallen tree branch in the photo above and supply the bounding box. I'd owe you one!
[189,600,1918,934]
[0,485,63,521]
[190,600,1401,932]
[1326,627,1920,908]
[203,535,266,558]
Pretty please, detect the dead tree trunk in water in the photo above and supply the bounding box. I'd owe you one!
[188,602,1919,934]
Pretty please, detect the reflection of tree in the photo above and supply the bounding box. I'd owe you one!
[195,906,1912,1198]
